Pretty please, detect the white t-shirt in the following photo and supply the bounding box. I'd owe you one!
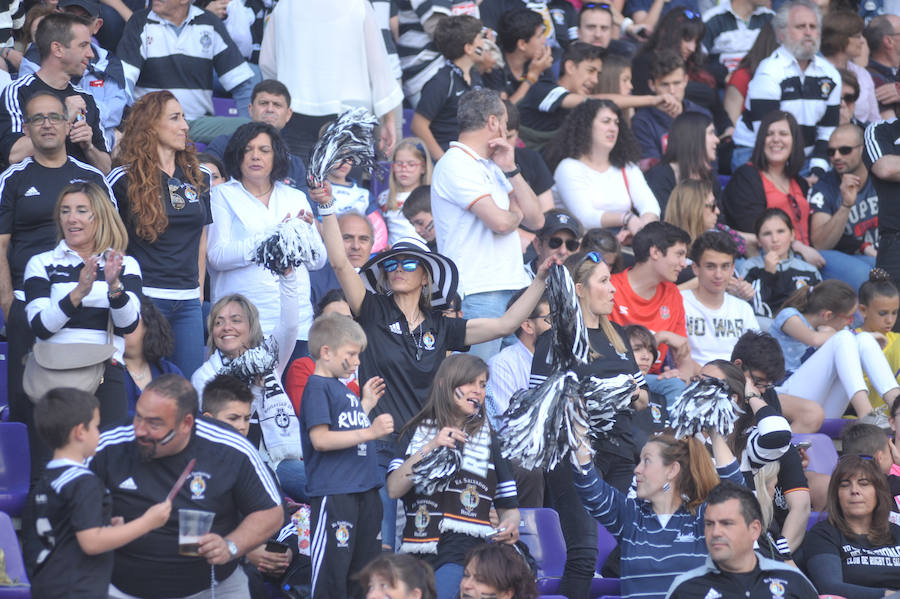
[552,158,660,229]
[431,141,529,296]
[682,289,760,364]
[331,178,371,216]
[378,189,425,246]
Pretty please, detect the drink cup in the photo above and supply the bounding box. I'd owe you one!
[178,509,214,556]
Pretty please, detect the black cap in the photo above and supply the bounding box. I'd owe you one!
[59,0,101,18]
[537,209,583,238]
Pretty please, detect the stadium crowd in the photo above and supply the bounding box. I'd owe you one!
[3,0,900,597]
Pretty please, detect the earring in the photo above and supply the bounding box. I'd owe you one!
[662,481,671,492]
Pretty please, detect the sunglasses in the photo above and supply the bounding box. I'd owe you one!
[382,258,420,273]
[841,93,858,104]
[682,8,701,20]
[547,236,580,251]
[577,250,606,267]
[705,201,717,212]
[582,2,612,9]
[785,194,803,224]
[827,144,861,157]
[167,177,185,210]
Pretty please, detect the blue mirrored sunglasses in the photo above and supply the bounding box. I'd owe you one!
[382,258,420,273]
[578,251,606,266]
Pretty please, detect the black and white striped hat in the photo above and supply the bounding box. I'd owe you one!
[359,238,459,310]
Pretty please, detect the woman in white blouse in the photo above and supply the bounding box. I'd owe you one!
[545,99,660,244]
[207,122,326,361]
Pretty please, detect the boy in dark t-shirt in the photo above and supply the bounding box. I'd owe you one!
[300,313,395,599]
[22,388,170,599]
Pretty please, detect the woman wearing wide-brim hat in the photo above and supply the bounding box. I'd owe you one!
[309,182,552,548]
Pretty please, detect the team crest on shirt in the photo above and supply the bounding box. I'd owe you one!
[333,521,353,548]
[460,484,481,510]
[414,505,431,532]
[200,32,212,51]
[189,472,210,500]
[650,404,662,423]
[820,80,833,99]
[422,331,435,350]
[660,306,670,320]
[184,184,198,202]
[766,578,786,597]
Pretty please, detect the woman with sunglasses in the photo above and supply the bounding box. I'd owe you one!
[206,121,326,362]
[107,91,211,377]
[722,110,824,268]
[565,358,743,599]
[309,181,553,550]
[531,249,651,599]
[821,11,879,126]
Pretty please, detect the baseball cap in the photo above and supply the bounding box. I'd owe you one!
[59,0,101,18]
[537,209,583,239]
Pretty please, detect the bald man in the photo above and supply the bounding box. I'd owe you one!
[309,212,373,305]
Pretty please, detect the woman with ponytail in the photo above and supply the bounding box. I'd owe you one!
[769,279,900,419]
[570,361,743,599]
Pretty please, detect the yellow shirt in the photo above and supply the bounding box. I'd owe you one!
[857,329,900,409]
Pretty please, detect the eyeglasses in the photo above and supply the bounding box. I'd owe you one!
[690,373,721,384]
[827,144,861,157]
[705,201,718,212]
[532,312,552,325]
[392,161,423,170]
[382,258,420,272]
[167,177,185,210]
[547,236,580,251]
[747,371,774,393]
[25,112,66,126]
[841,94,859,104]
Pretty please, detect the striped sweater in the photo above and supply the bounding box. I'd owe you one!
[572,458,744,599]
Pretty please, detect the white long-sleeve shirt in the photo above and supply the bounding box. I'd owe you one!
[552,158,660,229]
[207,179,326,341]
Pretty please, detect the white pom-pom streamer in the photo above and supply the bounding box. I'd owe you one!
[411,445,461,495]
[251,218,322,275]
[669,377,744,439]
[307,108,381,188]
[546,264,590,370]
[221,336,279,383]
[580,374,638,438]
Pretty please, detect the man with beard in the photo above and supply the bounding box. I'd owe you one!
[90,374,284,599]
[731,0,840,181]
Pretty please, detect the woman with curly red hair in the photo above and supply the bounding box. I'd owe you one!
[106,90,211,377]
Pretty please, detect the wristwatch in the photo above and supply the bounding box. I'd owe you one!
[225,539,239,560]
[504,166,521,178]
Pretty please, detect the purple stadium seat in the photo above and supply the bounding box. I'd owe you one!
[212,97,238,117]
[792,433,838,474]
[0,423,29,516]
[0,341,7,420]
[807,511,827,530]
[369,161,392,200]
[518,508,566,594]
[402,108,414,140]
[818,418,851,439]
[591,525,621,598]
[0,510,30,597]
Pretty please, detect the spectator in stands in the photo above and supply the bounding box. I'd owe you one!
[258,1,400,161]
[594,53,635,123]
[625,324,669,451]
[0,12,111,172]
[625,0,700,35]
[863,114,900,320]
[683,232,759,364]
[524,208,583,280]
[569,378,742,599]
[206,79,308,195]
[546,99,660,241]
[842,423,897,485]
[576,2,640,56]
[123,295,182,418]
[864,15,900,119]
[383,0,451,105]
[667,481,818,599]
[358,553,437,599]
[387,353,520,599]
[92,374,284,598]
[857,270,900,411]
[380,138,432,246]
[401,185,436,251]
[582,227,626,273]
[808,124,878,290]
[730,0,840,178]
[308,212,374,305]
[723,22,778,125]
[738,208,822,324]
[769,279,900,419]
[821,11,880,126]
[800,455,900,598]
[207,122,325,360]
[430,88,545,358]
[0,91,113,451]
[837,67,862,127]
[723,110,821,261]
[412,15,485,160]
[486,8,553,104]
[459,544,538,599]
[701,0,774,76]
[517,42,677,148]
[24,180,139,428]
[645,111,720,214]
[326,158,384,253]
[609,221,696,380]
[632,51,713,163]
[107,91,211,378]
[117,0,257,143]
[504,100,555,215]
[197,151,225,186]
[19,0,129,152]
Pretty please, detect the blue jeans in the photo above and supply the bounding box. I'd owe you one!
[461,289,516,361]
[731,145,753,173]
[275,459,308,503]
[434,563,464,599]
[150,297,206,379]
[646,374,687,413]
[820,250,875,292]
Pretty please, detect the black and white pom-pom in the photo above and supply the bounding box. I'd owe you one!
[307,108,381,188]
[498,371,584,471]
[580,374,638,437]
[411,445,461,495]
[251,218,322,275]
[546,264,590,371]
[220,336,279,383]
[669,377,744,439]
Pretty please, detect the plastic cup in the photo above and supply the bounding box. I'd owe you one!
[178,509,215,556]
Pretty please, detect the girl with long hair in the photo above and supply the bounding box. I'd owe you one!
[459,544,538,599]
[380,138,433,245]
[386,354,520,599]
[107,90,210,377]
[595,53,635,124]
[857,269,900,410]
[357,553,437,599]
